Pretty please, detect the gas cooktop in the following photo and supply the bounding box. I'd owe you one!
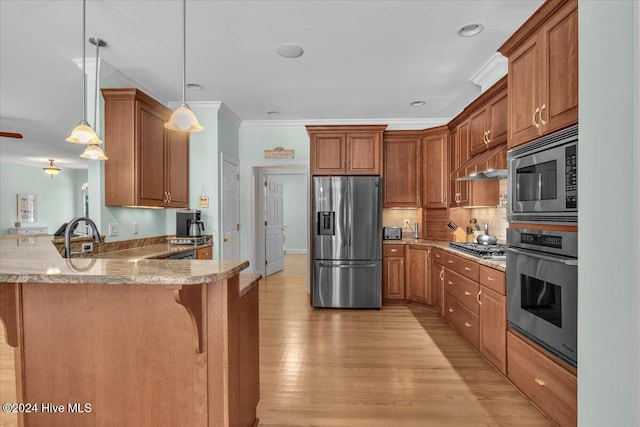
[448,242,507,260]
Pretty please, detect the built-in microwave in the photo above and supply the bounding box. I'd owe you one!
[507,125,578,224]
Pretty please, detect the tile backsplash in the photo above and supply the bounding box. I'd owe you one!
[470,179,508,243]
[383,208,420,236]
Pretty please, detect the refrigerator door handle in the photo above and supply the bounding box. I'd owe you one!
[318,263,377,269]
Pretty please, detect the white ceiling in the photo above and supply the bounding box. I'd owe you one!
[0,0,543,170]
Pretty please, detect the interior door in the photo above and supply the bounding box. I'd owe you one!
[221,155,240,260]
[265,177,285,276]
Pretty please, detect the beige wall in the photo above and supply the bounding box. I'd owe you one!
[383,208,420,236]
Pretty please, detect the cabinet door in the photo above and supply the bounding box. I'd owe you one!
[347,133,380,175]
[450,123,470,207]
[383,257,405,301]
[508,36,542,148]
[383,137,421,207]
[469,108,488,156]
[431,263,444,316]
[165,129,190,208]
[311,133,345,175]
[540,3,578,136]
[405,246,430,304]
[137,101,167,207]
[423,132,448,208]
[487,90,508,148]
[479,285,507,374]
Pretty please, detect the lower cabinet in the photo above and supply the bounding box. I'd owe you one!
[479,265,507,374]
[507,331,577,427]
[444,293,479,348]
[383,245,405,302]
[431,250,445,316]
[405,245,431,304]
[197,246,212,260]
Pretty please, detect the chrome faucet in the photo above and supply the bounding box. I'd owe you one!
[64,216,101,258]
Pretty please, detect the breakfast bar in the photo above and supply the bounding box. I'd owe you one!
[0,236,259,427]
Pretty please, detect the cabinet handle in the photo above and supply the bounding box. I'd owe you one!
[534,378,545,387]
[163,192,168,203]
[390,249,398,252]
[486,129,491,144]
[532,107,540,128]
[477,289,482,305]
[464,322,471,328]
[540,104,547,125]
[464,266,471,271]
[428,250,431,260]
[440,270,444,280]
[167,192,172,203]
[482,131,488,144]
[487,275,495,281]
[448,260,454,264]
[447,281,454,285]
[448,308,454,313]
[464,291,471,296]
[400,260,403,266]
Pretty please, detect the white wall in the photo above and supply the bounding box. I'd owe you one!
[277,173,308,253]
[579,1,638,425]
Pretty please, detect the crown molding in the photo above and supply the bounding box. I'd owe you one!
[72,57,100,74]
[168,101,222,111]
[218,103,242,127]
[240,117,450,129]
[470,53,508,93]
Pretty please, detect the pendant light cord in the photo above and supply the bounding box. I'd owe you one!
[182,0,187,105]
[94,41,100,128]
[82,0,87,122]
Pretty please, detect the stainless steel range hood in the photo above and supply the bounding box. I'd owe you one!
[455,145,507,181]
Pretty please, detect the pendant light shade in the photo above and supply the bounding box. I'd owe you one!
[66,0,102,145]
[165,0,203,133]
[80,144,108,160]
[43,159,61,176]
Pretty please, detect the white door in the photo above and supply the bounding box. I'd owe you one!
[221,155,240,260]
[265,177,285,275]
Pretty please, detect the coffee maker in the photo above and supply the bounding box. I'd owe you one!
[176,209,202,237]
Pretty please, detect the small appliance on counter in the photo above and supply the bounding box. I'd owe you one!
[176,209,202,237]
[383,226,402,240]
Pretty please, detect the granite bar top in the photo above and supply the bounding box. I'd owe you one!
[239,273,261,297]
[384,238,506,272]
[0,236,248,286]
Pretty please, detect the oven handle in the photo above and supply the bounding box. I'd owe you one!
[504,247,578,266]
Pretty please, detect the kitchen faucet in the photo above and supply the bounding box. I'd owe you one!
[64,216,101,258]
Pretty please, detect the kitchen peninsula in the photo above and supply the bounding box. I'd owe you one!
[0,236,259,427]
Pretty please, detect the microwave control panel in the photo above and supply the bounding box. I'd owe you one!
[565,145,577,209]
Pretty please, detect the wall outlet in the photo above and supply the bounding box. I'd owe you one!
[81,242,93,253]
[133,221,139,235]
[108,223,119,237]
[403,219,411,228]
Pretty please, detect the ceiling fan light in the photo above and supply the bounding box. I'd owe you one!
[66,121,102,144]
[43,159,61,176]
[80,144,108,160]
[164,105,203,132]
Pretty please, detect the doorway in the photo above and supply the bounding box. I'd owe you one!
[221,155,240,260]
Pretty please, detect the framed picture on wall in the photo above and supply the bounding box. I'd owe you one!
[17,193,37,223]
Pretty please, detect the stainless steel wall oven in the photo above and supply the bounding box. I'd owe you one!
[506,227,578,367]
[508,125,578,224]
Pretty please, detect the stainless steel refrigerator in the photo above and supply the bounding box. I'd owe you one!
[312,176,382,308]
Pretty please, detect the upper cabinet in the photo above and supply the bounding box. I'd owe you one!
[422,126,449,208]
[383,130,422,207]
[306,125,387,175]
[499,0,578,148]
[468,78,508,156]
[102,88,189,208]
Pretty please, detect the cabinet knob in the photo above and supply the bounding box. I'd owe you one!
[448,260,454,264]
[447,281,454,285]
[464,291,471,296]
[390,249,398,252]
[534,378,545,387]
[487,275,495,281]
[448,308,454,313]
[464,322,471,328]
[464,267,471,271]
[224,238,231,242]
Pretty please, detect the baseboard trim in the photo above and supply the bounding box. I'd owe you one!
[285,249,308,254]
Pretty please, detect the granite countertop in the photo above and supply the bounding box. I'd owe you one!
[0,236,248,285]
[90,242,212,260]
[384,238,506,272]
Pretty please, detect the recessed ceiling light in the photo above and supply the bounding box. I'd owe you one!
[267,111,280,116]
[186,83,204,90]
[410,101,426,107]
[458,23,484,37]
[277,43,304,58]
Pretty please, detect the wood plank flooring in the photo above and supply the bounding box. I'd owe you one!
[257,254,552,426]
[0,254,552,426]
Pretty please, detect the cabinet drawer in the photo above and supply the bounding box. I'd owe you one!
[507,331,577,426]
[479,265,505,295]
[197,247,212,260]
[383,244,405,257]
[432,248,445,265]
[444,293,479,349]
[444,269,479,315]
[443,252,479,281]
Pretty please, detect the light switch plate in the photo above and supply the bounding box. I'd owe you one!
[108,223,119,236]
[133,221,139,235]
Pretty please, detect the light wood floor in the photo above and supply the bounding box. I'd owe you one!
[0,254,552,426]
[257,254,552,426]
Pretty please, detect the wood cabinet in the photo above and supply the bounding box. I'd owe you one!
[102,88,189,208]
[307,125,386,175]
[422,127,449,208]
[383,245,405,302]
[499,0,578,148]
[478,266,507,375]
[468,79,508,156]
[383,131,422,207]
[508,331,577,426]
[197,246,212,260]
[431,252,445,316]
[449,122,470,207]
[405,245,431,304]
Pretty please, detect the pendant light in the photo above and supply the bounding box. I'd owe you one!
[81,36,108,160]
[66,0,102,145]
[43,159,61,177]
[164,0,203,133]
